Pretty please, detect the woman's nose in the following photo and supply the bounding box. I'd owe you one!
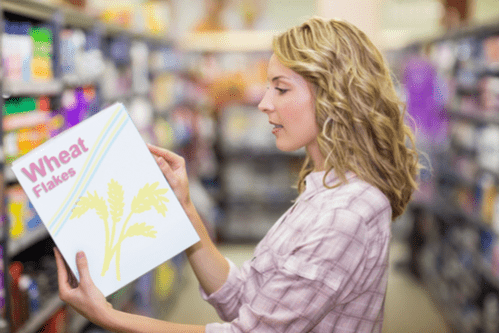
[258,89,274,113]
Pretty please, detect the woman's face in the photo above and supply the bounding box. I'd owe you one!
[258,54,320,154]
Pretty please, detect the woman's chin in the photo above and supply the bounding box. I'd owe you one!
[275,142,300,153]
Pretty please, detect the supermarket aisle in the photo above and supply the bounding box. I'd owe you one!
[161,240,451,332]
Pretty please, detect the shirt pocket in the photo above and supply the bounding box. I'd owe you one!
[250,251,276,276]
[282,256,342,292]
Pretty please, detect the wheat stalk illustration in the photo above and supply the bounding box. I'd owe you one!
[70,180,169,281]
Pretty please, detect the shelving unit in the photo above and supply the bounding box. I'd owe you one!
[179,33,305,243]
[392,22,499,333]
[0,1,182,332]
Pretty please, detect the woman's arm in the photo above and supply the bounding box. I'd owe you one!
[55,249,205,333]
[148,144,229,295]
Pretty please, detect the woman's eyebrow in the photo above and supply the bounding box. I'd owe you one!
[270,75,291,83]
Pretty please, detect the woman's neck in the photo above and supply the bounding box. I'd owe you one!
[306,141,325,172]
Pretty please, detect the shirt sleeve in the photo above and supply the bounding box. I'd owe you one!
[199,257,251,322]
[203,208,369,333]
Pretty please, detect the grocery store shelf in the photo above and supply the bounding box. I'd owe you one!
[3,111,52,132]
[405,20,499,47]
[414,195,498,235]
[2,79,63,97]
[180,30,278,52]
[62,75,100,88]
[16,295,64,333]
[69,313,90,332]
[4,165,16,184]
[1,0,171,44]
[9,226,49,257]
[447,107,499,125]
[1,0,56,21]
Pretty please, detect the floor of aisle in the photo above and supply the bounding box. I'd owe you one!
[161,240,451,332]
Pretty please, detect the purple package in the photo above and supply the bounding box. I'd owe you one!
[403,55,449,141]
[61,87,89,128]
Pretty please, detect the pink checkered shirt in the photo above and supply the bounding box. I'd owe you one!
[202,170,392,332]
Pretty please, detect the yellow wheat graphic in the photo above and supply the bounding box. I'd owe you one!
[70,180,169,281]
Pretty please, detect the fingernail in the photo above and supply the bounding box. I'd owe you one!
[77,251,85,259]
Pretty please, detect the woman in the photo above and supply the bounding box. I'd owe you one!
[55,17,420,332]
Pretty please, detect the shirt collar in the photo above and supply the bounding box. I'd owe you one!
[301,170,356,200]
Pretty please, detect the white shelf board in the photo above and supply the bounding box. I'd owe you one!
[180,30,279,52]
[9,226,49,257]
[2,79,63,97]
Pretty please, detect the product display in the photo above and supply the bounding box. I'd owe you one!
[396,23,499,333]
[59,29,105,86]
[6,185,42,239]
[3,97,63,164]
[2,21,55,84]
[0,2,189,331]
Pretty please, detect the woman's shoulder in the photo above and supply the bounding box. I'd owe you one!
[317,174,392,224]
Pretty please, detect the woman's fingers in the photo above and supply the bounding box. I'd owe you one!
[155,156,174,177]
[147,143,191,206]
[75,251,94,285]
[147,144,183,166]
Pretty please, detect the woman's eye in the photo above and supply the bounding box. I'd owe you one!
[275,87,288,95]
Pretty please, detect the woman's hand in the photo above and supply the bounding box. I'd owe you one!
[54,248,112,327]
[147,144,192,208]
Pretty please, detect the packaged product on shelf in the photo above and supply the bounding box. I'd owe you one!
[151,74,177,113]
[453,155,477,183]
[7,186,26,239]
[61,87,98,129]
[101,60,132,102]
[151,260,179,318]
[142,1,171,35]
[0,246,4,319]
[128,97,155,143]
[100,6,134,29]
[154,261,177,300]
[60,29,105,85]
[60,29,81,78]
[480,77,499,114]
[153,117,175,150]
[2,21,55,83]
[482,35,499,69]
[450,120,476,151]
[6,184,42,239]
[220,104,275,153]
[2,21,32,82]
[18,274,40,316]
[480,228,498,282]
[131,41,150,95]
[482,292,499,333]
[476,124,499,172]
[150,47,182,74]
[110,36,131,66]
[478,174,499,225]
[30,26,54,81]
[9,262,29,331]
[3,97,62,163]
[38,307,68,333]
[492,239,499,280]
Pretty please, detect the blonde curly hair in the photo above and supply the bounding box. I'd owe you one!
[273,17,420,220]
